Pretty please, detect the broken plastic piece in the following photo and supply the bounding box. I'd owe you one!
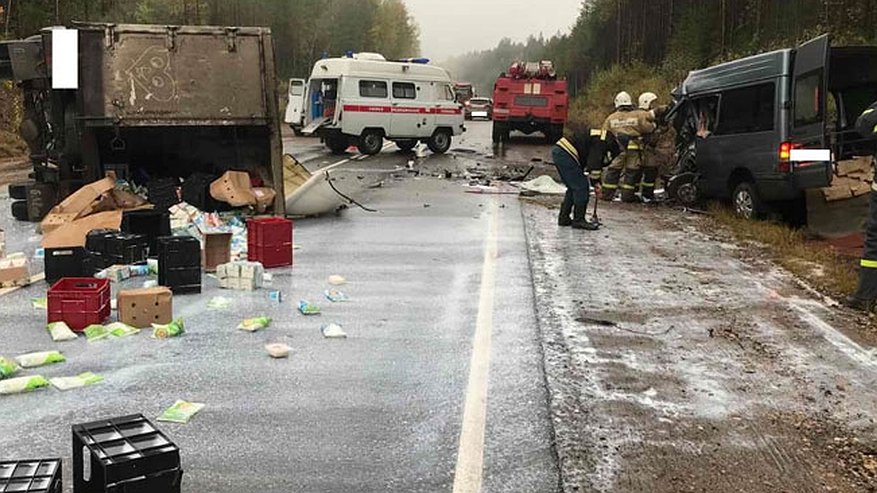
[324,289,349,302]
[0,357,20,379]
[265,343,291,359]
[0,375,50,394]
[238,316,272,332]
[47,321,78,342]
[107,322,140,337]
[298,300,321,315]
[15,350,66,368]
[157,400,205,424]
[50,372,104,391]
[84,324,111,342]
[321,323,347,339]
[152,319,185,339]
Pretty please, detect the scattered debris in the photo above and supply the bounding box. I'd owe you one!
[321,323,347,339]
[85,324,111,342]
[157,400,205,424]
[31,297,47,309]
[46,322,78,342]
[0,375,50,395]
[265,343,291,359]
[238,317,272,332]
[328,275,347,286]
[207,297,232,309]
[217,261,265,290]
[152,319,185,339]
[50,372,104,391]
[0,357,20,379]
[268,290,283,303]
[298,300,321,315]
[0,253,30,288]
[14,351,65,369]
[107,322,140,338]
[324,289,349,302]
[519,175,567,195]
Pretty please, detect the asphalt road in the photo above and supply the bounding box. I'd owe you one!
[0,122,561,492]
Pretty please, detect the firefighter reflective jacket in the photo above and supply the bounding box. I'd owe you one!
[601,108,656,151]
[856,101,877,192]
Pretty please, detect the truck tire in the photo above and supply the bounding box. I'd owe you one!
[395,140,417,152]
[326,135,349,155]
[427,130,452,154]
[8,181,33,200]
[732,182,766,220]
[358,130,384,155]
[11,200,29,221]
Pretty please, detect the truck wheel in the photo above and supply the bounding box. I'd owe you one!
[326,136,349,155]
[427,130,452,154]
[358,130,384,155]
[395,140,417,152]
[8,181,33,200]
[11,200,29,221]
[732,182,765,220]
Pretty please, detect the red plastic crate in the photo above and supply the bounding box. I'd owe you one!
[247,217,293,268]
[47,278,111,332]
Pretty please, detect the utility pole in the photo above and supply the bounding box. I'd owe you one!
[5,0,12,38]
[56,0,60,24]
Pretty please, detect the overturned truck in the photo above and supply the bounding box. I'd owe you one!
[0,22,285,221]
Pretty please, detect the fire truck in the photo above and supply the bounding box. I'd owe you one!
[491,61,568,143]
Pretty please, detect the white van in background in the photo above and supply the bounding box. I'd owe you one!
[284,78,307,135]
[301,53,465,155]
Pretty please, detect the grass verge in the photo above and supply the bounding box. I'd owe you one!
[707,203,859,299]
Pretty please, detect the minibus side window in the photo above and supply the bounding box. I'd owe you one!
[794,70,824,126]
[360,80,388,99]
[714,83,775,135]
[693,96,719,138]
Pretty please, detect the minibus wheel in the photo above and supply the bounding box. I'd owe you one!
[732,182,765,220]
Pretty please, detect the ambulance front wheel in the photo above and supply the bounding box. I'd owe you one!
[358,130,384,155]
[427,129,452,154]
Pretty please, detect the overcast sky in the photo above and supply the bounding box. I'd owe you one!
[404,0,583,61]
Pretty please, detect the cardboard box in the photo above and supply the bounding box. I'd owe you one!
[0,253,30,287]
[216,260,264,290]
[202,232,232,272]
[117,287,173,328]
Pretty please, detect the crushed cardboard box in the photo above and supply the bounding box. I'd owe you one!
[210,171,257,207]
[820,157,875,202]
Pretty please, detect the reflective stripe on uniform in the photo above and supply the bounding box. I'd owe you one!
[873,123,877,134]
[620,184,636,190]
[627,142,642,150]
[872,181,877,193]
[864,108,876,115]
[590,170,603,179]
[601,183,618,189]
[641,182,655,187]
[557,137,580,163]
[590,129,607,139]
[862,259,877,269]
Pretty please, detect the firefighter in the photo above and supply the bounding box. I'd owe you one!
[601,91,657,202]
[553,133,600,230]
[638,91,671,202]
[847,99,877,310]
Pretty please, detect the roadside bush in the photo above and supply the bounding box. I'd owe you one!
[0,81,26,158]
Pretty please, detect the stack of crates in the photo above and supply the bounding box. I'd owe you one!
[104,233,148,266]
[44,247,95,283]
[147,177,181,211]
[85,229,120,270]
[73,414,183,493]
[0,458,62,493]
[122,210,171,255]
[47,278,111,332]
[157,236,201,294]
[247,217,293,268]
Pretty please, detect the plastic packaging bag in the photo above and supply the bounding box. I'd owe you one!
[207,297,232,309]
[15,351,66,368]
[328,275,347,286]
[107,322,140,338]
[238,317,271,332]
[47,322,78,342]
[298,300,321,315]
[50,372,104,391]
[84,324,111,342]
[152,319,185,339]
[157,400,205,424]
[31,297,47,309]
[265,343,291,358]
[321,323,347,339]
[0,357,20,379]
[324,289,349,302]
[0,375,50,395]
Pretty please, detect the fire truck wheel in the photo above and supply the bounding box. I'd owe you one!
[358,130,384,155]
[427,130,452,154]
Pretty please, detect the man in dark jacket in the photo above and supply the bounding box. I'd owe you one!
[553,131,610,230]
[847,100,877,310]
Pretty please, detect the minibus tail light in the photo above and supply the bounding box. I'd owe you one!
[778,142,793,172]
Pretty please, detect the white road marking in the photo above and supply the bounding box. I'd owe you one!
[453,198,500,493]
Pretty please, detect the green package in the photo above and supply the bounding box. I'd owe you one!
[0,357,20,379]
[0,375,50,395]
[157,400,205,424]
[152,319,185,339]
[237,317,271,332]
[15,351,66,368]
[207,297,232,309]
[84,324,111,342]
[47,321,78,342]
[31,297,47,309]
[107,322,140,338]
[297,300,321,315]
[50,372,104,391]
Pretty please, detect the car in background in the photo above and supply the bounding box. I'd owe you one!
[465,97,493,120]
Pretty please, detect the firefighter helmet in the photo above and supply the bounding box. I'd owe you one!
[638,92,658,110]
[614,91,633,109]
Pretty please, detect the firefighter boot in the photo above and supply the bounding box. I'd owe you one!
[571,205,599,230]
[602,167,621,201]
[558,190,574,226]
[847,191,877,311]
[620,168,643,203]
[641,167,659,202]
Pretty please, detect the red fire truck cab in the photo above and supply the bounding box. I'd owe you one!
[491,61,568,143]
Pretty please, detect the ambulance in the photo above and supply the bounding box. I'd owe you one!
[301,53,465,155]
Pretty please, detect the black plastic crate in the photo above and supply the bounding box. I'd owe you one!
[147,178,180,211]
[0,458,62,493]
[45,247,95,284]
[106,467,183,493]
[86,230,120,270]
[122,210,171,255]
[156,236,200,269]
[73,414,180,493]
[105,233,148,266]
[159,266,201,294]
[182,172,228,212]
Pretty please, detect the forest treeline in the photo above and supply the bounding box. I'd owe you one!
[0,0,420,78]
[445,0,877,111]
